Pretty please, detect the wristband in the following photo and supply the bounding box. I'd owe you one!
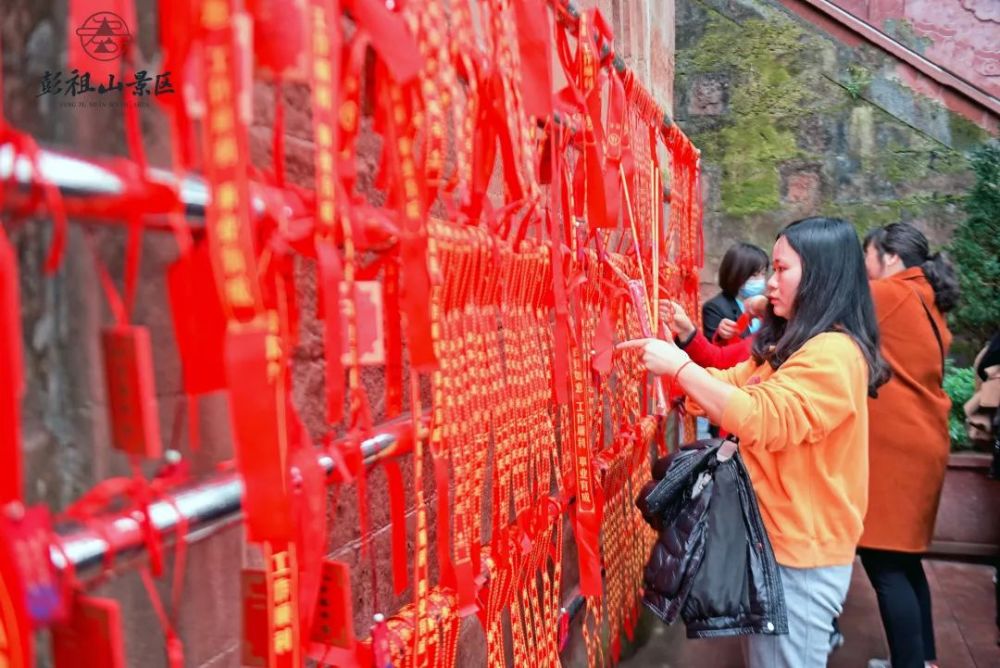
[672,359,694,388]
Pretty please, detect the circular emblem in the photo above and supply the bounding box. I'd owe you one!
[607,133,621,147]
[75,12,131,61]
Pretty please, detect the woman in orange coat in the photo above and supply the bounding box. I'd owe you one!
[861,223,959,668]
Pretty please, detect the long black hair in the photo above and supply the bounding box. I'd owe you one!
[863,222,960,312]
[752,217,890,396]
[717,242,769,298]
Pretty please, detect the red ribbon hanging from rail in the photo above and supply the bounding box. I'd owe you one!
[0,227,23,505]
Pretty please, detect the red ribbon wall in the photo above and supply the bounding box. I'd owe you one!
[0,1,704,667]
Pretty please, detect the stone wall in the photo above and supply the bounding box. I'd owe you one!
[2,1,675,667]
[674,0,995,294]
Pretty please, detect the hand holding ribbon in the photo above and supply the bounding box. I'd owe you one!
[715,318,739,341]
[658,300,696,342]
[616,337,690,378]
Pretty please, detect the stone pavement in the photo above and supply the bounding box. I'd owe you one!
[617,558,999,667]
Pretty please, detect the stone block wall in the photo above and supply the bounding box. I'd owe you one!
[674,0,995,299]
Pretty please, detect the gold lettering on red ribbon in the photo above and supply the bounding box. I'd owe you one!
[200,0,262,322]
[264,544,300,667]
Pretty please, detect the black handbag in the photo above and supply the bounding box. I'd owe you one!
[636,438,789,638]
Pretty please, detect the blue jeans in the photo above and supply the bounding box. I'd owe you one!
[695,416,712,440]
[742,563,853,668]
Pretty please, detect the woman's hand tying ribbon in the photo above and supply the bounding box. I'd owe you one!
[659,300,695,341]
[616,337,691,376]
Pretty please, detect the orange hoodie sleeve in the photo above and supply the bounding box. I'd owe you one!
[683,356,759,417]
[718,333,867,452]
[704,355,758,386]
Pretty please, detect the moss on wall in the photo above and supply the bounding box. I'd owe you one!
[680,14,837,215]
[676,0,983,242]
[820,193,965,233]
[950,114,991,151]
[861,138,967,185]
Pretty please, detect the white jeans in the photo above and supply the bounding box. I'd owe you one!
[742,563,853,668]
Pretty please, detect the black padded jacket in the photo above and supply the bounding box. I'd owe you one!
[636,439,788,638]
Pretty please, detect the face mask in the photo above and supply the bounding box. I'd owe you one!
[739,277,766,299]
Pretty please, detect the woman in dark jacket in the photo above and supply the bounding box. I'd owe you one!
[702,242,768,342]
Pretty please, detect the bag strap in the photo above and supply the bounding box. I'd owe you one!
[909,285,945,379]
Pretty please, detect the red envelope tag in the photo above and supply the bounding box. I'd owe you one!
[51,595,126,668]
[512,0,553,119]
[241,569,269,667]
[225,323,293,542]
[166,242,227,395]
[591,307,615,375]
[2,506,63,625]
[101,325,163,459]
[340,281,384,365]
[310,560,356,661]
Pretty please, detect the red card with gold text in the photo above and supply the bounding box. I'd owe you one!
[51,595,126,668]
[340,281,384,365]
[101,325,163,459]
[241,569,269,667]
[2,506,63,624]
[311,559,358,665]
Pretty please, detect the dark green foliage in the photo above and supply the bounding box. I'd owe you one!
[943,360,976,450]
[947,142,1000,345]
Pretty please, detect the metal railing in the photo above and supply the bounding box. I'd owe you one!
[3,0,675,653]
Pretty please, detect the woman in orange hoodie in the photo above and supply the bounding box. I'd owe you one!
[861,223,959,668]
[620,217,889,667]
